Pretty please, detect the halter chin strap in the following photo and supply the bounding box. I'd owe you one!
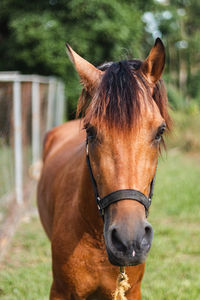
[86,137,156,218]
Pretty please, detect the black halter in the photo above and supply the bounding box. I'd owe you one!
[86,137,156,218]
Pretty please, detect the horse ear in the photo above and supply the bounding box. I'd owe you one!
[66,43,103,94]
[141,38,165,84]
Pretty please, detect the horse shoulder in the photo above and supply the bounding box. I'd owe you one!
[42,120,83,162]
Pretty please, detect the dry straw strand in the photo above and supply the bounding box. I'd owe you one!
[113,267,131,300]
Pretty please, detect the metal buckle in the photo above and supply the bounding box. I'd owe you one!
[86,143,89,155]
[97,197,104,215]
[97,205,104,216]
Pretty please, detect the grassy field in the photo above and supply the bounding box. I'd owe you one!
[0,146,15,197]
[0,145,32,226]
[0,146,15,227]
[0,151,200,300]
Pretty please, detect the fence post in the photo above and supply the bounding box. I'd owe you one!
[46,77,56,131]
[59,81,65,122]
[55,81,65,126]
[32,78,40,167]
[13,79,23,205]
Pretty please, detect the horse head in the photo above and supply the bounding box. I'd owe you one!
[66,39,171,266]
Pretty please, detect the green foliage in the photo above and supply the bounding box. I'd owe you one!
[0,0,149,117]
[154,0,200,104]
[167,84,185,110]
[167,110,200,153]
[10,13,67,76]
[187,71,200,100]
[0,0,199,116]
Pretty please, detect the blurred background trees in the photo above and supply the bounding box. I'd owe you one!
[0,0,199,118]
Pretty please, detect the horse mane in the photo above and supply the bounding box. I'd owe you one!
[76,60,171,131]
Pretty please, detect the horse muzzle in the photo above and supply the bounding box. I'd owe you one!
[104,220,153,266]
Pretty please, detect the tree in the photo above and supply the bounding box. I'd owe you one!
[0,0,150,117]
[152,0,200,104]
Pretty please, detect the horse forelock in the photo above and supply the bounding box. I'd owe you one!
[77,59,171,132]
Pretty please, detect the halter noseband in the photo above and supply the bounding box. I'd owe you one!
[86,137,156,218]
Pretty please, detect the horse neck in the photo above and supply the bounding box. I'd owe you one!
[77,154,104,237]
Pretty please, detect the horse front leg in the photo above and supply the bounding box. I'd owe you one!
[50,282,71,300]
[50,282,87,300]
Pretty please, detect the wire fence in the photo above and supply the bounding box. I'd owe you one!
[0,72,65,226]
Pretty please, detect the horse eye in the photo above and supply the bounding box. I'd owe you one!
[155,125,166,142]
[85,126,96,140]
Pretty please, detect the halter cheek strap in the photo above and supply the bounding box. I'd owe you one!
[86,138,156,218]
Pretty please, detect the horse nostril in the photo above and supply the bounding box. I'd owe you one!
[145,223,153,239]
[145,224,152,237]
[141,222,153,250]
[111,228,127,253]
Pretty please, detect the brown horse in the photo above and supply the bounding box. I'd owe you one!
[37,38,171,300]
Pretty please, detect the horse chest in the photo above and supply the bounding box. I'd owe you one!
[56,232,115,296]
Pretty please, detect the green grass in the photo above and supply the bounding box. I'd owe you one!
[0,146,15,226]
[0,144,32,226]
[0,218,51,300]
[142,152,200,300]
[0,151,200,299]
[0,146,15,198]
